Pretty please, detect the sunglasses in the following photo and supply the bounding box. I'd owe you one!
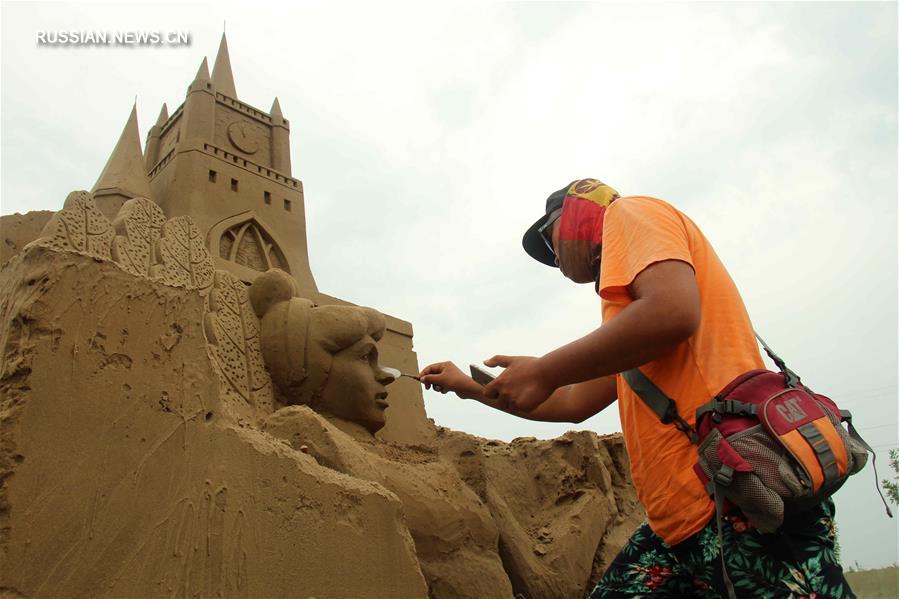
[537,210,562,256]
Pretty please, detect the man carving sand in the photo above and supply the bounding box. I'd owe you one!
[420,179,854,597]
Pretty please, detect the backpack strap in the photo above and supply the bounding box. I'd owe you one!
[796,422,842,490]
[840,409,894,518]
[622,368,698,444]
[754,331,801,388]
[622,331,783,440]
[707,471,739,599]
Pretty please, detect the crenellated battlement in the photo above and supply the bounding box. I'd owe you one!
[215,93,282,127]
[159,104,182,137]
[202,142,300,189]
[148,146,176,179]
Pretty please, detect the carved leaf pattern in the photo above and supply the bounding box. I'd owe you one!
[110,197,166,277]
[23,189,275,421]
[27,191,114,260]
[151,217,215,294]
[204,270,272,416]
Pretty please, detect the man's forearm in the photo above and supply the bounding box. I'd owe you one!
[468,376,617,423]
[460,380,560,415]
[521,375,617,422]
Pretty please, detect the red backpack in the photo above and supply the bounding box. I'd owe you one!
[623,334,892,599]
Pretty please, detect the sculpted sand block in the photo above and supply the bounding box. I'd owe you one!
[0,34,643,598]
[1,195,428,598]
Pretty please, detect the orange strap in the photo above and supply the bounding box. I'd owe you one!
[779,416,848,493]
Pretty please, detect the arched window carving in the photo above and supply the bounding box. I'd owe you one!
[219,219,288,273]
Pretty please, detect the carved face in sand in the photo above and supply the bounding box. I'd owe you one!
[249,269,396,433]
[318,329,395,432]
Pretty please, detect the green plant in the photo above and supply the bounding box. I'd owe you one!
[833,519,841,562]
[882,448,899,506]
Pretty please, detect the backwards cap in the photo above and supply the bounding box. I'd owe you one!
[522,178,619,267]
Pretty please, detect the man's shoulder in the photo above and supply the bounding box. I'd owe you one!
[614,195,675,208]
[609,196,684,220]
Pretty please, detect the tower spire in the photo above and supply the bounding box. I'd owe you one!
[144,103,169,169]
[93,104,152,199]
[212,33,237,98]
[194,57,210,84]
[155,103,169,127]
[270,97,283,120]
[270,97,291,175]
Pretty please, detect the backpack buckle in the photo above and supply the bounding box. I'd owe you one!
[719,399,757,418]
[714,465,735,487]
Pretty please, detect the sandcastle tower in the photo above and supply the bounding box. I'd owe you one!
[143,34,315,293]
[87,34,427,443]
[92,35,313,292]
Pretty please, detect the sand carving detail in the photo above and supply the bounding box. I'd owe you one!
[205,270,273,417]
[27,191,216,296]
[24,192,266,421]
[249,269,395,434]
[152,216,216,293]
[220,218,288,273]
[27,190,115,260]
[110,197,166,277]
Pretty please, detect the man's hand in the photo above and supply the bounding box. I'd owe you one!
[482,355,556,414]
[420,358,617,422]
[419,361,483,399]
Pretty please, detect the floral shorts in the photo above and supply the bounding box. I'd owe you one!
[589,499,854,598]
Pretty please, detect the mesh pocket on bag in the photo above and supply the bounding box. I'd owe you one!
[726,472,785,532]
[726,425,805,498]
[697,428,724,481]
[697,425,801,532]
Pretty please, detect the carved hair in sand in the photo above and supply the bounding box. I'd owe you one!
[249,269,395,433]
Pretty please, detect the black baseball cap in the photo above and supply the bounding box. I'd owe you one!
[522,179,621,267]
[521,181,576,267]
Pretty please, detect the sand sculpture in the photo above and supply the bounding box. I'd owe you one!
[0,34,642,598]
[249,270,396,434]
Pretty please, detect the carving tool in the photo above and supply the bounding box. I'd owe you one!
[382,367,420,381]
[383,366,443,391]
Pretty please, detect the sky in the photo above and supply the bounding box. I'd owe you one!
[2,0,897,571]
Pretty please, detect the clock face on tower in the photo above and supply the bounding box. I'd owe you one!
[227,120,260,154]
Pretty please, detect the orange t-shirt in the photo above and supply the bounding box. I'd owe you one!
[598,196,764,545]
